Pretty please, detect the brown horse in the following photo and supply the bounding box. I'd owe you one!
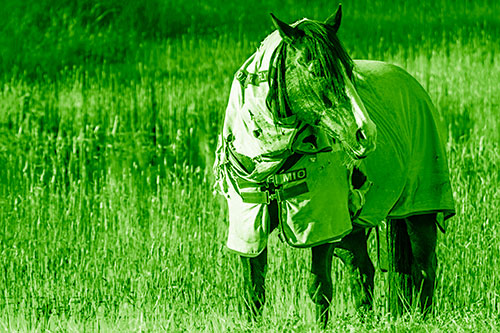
[214,4,455,327]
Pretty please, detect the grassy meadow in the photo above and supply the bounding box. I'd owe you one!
[0,0,499,331]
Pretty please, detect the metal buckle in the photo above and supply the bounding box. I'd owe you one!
[272,189,283,202]
[263,190,271,204]
[263,188,283,204]
[267,191,279,204]
[236,70,247,83]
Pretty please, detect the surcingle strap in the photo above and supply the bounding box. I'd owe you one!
[240,182,309,204]
[232,152,310,204]
[236,69,269,89]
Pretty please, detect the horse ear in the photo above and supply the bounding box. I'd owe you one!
[324,4,342,33]
[270,13,301,44]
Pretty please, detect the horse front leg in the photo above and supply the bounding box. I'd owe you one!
[334,227,375,315]
[309,243,335,328]
[238,200,278,320]
[240,248,268,319]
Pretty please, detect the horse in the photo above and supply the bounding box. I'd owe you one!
[214,5,455,327]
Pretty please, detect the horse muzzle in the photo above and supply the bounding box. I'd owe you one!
[350,126,376,159]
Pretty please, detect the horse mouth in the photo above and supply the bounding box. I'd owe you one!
[346,145,370,160]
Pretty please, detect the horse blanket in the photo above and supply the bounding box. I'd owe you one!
[353,60,455,228]
[215,31,354,257]
[215,33,455,257]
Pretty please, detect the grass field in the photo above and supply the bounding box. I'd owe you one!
[0,0,499,331]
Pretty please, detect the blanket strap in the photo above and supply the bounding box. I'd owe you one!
[236,69,269,89]
[240,182,309,204]
[375,226,388,273]
[235,152,309,204]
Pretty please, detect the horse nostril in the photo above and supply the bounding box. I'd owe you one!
[356,128,367,142]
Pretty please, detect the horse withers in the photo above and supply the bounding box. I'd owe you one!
[214,4,455,327]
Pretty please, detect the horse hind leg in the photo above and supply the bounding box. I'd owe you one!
[406,213,437,316]
[388,214,437,317]
[309,243,335,328]
[334,227,375,315]
[387,218,413,315]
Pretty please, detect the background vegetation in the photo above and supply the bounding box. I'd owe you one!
[0,0,498,330]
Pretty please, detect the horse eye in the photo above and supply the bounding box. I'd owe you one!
[298,54,310,67]
[297,49,312,66]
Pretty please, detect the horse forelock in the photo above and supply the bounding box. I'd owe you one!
[294,20,354,97]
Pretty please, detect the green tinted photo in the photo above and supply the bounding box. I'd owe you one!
[0,1,498,331]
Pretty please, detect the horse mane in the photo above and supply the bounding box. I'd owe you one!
[295,19,355,97]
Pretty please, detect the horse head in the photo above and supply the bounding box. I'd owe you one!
[271,5,376,159]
